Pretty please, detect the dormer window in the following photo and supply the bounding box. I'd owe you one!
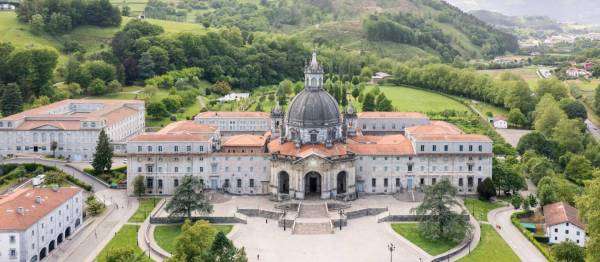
[310,133,317,143]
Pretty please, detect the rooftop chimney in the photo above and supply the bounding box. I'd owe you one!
[35,196,42,204]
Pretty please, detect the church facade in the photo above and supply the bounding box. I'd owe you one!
[126,53,493,200]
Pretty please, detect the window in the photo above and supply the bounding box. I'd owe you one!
[432,145,437,152]
[469,145,473,151]
[395,178,400,187]
[146,165,153,172]
[468,164,473,172]
[174,146,179,152]
[577,231,580,236]
[9,249,16,257]
[371,178,376,187]
[444,145,448,151]
[459,178,463,187]
[137,146,142,152]
[187,167,191,173]
[174,179,179,187]
[158,179,163,189]
[478,145,483,152]
[187,145,191,152]
[147,146,152,152]
[420,178,424,185]
[310,133,317,143]
[199,146,204,152]
[408,164,413,172]
[565,230,569,234]
[250,179,255,188]
[384,178,388,187]
[420,145,425,151]
[9,235,15,243]
[158,146,163,152]
[432,178,437,184]
[174,167,179,173]
[237,179,242,188]
[137,167,142,172]
[478,166,482,171]
[459,145,464,151]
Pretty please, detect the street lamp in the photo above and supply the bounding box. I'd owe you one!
[338,209,345,230]
[283,209,287,231]
[388,243,395,262]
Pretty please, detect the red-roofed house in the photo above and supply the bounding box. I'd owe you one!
[544,202,586,246]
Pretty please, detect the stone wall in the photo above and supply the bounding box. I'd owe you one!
[346,208,388,219]
[150,216,246,224]
[237,208,282,219]
[377,214,469,222]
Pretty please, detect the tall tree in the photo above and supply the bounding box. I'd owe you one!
[595,85,600,115]
[170,220,217,261]
[207,231,248,262]
[362,92,376,111]
[166,175,213,218]
[133,175,145,197]
[576,177,600,261]
[1,84,23,116]
[534,95,567,137]
[105,247,146,262]
[411,179,471,242]
[92,129,113,174]
[551,241,585,262]
[375,92,393,111]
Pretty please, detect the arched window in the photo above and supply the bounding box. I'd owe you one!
[311,77,317,86]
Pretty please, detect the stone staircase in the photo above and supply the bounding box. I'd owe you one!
[292,203,333,235]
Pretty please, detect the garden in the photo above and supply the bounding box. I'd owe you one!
[84,165,127,187]
[154,224,233,253]
[0,163,92,192]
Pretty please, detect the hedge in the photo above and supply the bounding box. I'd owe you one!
[510,210,554,261]
[0,164,92,191]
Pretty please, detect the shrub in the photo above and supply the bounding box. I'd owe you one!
[477,177,496,200]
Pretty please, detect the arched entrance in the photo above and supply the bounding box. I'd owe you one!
[337,171,347,194]
[57,233,63,244]
[304,171,322,197]
[48,240,55,252]
[39,248,46,260]
[278,171,290,194]
[65,227,71,238]
[30,255,38,262]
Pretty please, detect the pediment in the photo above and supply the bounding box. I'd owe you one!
[32,124,62,130]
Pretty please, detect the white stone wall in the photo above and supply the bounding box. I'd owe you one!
[195,117,270,135]
[0,191,83,262]
[547,223,586,247]
[358,117,430,134]
[106,110,145,142]
[0,130,100,161]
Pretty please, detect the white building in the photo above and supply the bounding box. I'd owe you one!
[566,67,592,79]
[369,72,391,84]
[0,187,83,262]
[0,99,145,161]
[194,111,270,136]
[492,116,508,129]
[544,202,586,247]
[127,52,493,199]
[216,93,250,103]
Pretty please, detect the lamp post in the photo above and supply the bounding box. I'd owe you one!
[388,243,395,262]
[283,209,287,231]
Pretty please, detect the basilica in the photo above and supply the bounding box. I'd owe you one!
[126,53,493,200]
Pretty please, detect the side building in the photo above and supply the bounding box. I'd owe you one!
[0,187,83,262]
[0,99,145,161]
[194,111,270,136]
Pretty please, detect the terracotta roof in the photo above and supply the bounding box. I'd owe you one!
[544,202,585,229]
[0,187,81,231]
[357,112,427,119]
[157,121,217,134]
[129,133,213,142]
[195,111,269,118]
[103,106,140,126]
[347,134,414,155]
[223,134,268,147]
[405,121,463,135]
[268,140,348,158]
[494,116,507,121]
[410,134,492,142]
[15,120,82,131]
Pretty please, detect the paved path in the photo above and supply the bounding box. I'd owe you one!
[488,207,547,262]
[230,216,431,262]
[585,119,600,140]
[0,157,139,262]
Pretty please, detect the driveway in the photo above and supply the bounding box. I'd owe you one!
[0,157,138,262]
[488,207,547,262]
[585,119,600,140]
[230,217,431,262]
[495,129,532,148]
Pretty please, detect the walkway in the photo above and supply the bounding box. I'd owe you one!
[0,157,139,262]
[488,206,547,262]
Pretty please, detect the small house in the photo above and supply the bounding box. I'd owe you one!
[369,72,391,84]
[492,116,508,129]
[566,67,592,79]
[544,202,586,247]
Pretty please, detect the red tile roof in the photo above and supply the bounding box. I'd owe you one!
[223,134,269,147]
[410,134,492,142]
[15,120,82,131]
[347,134,414,155]
[544,202,585,229]
[405,121,463,135]
[157,121,217,134]
[268,140,348,158]
[195,111,269,118]
[129,121,217,142]
[0,187,82,231]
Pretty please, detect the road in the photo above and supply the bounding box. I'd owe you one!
[488,207,547,262]
[585,119,600,140]
[0,157,138,262]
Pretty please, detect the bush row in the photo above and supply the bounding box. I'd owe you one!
[510,210,554,261]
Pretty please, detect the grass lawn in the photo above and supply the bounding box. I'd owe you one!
[154,224,233,253]
[358,85,469,113]
[464,198,506,222]
[391,223,458,256]
[128,198,160,223]
[458,224,519,262]
[96,225,151,262]
[478,66,540,90]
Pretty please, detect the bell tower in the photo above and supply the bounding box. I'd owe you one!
[304,51,324,91]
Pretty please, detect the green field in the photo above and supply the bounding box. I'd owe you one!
[464,198,506,222]
[154,224,234,253]
[478,66,540,89]
[391,223,459,256]
[458,224,519,262]
[128,198,160,223]
[356,85,470,113]
[96,225,151,262]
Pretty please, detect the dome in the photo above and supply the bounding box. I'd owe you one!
[286,89,341,128]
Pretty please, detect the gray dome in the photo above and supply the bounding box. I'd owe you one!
[286,89,341,128]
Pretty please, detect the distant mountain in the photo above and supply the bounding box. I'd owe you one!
[445,0,600,24]
[469,10,562,31]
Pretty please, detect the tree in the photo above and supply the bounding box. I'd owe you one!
[351,84,360,99]
[85,195,106,216]
[166,175,213,219]
[92,129,113,174]
[516,132,558,159]
[1,84,23,116]
[362,92,376,111]
[30,14,45,35]
[552,118,585,153]
[44,171,66,185]
[107,80,122,93]
[133,176,145,197]
[210,81,232,96]
[47,12,72,34]
[375,92,393,111]
[477,177,496,200]
[121,5,131,16]
[106,247,146,262]
[88,78,107,96]
[511,195,522,209]
[411,179,471,242]
[527,194,538,208]
[7,48,59,100]
[170,220,217,261]
[507,108,527,127]
[576,177,600,261]
[536,78,568,101]
[207,231,248,262]
[565,155,593,183]
[492,158,525,195]
[551,241,585,262]
[534,95,567,137]
[595,85,600,115]
[559,98,587,119]
[147,101,169,118]
[50,141,58,157]
[537,176,559,206]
